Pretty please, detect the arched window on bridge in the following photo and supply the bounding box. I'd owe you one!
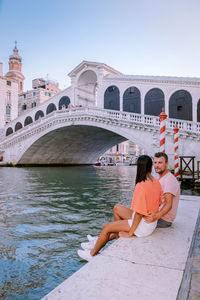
[35,110,44,121]
[77,70,97,107]
[169,90,192,121]
[197,99,200,122]
[24,116,33,127]
[58,96,71,110]
[46,103,57,115]
[6,127,13,136]
[104,85,120,111]
[144,88,165,116]
[15,122,23,132]
[123,86,141,113]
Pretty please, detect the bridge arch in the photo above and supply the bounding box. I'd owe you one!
[15,118,154,165]
[6,127,13,136]
[169,90,192,121]
[35,110,44,121]
[77,70,97,107]
[58,96,71,110]
[46,103,57,115]
[104,85,120,111]
[24,116,33,127]
[123,86,141,113]
[144,88,165,116]
[15,122,23,132]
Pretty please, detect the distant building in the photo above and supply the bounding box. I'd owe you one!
[0,42,23,129]
[18,77,60,115]
[0,62,18,129]
[104,140,143,161]
[0,43,61,119]
[5,42,25,94]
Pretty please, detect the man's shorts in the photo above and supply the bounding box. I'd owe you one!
[157,218,172,228]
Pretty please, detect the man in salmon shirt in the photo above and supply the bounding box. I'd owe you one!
[113,152,180,228]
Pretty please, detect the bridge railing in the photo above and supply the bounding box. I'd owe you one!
[85,108,199,133]
[1,107,200,143]
[167,118,200,132]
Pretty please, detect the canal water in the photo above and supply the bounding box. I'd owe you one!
[0,166,200,300]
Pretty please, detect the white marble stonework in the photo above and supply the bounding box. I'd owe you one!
[42,197,200,300]
[1,61,200,166]
[0,107,200,167]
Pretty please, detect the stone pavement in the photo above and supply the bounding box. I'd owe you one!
[188,213,200,300]
[177,199,200,300]
[42,196,200,300]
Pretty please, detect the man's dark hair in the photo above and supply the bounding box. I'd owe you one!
[135,155,152,184]
[154,152,168,162]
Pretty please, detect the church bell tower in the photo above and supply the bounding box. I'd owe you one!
[5,41,25,94]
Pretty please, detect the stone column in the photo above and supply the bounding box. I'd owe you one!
[96,69,105,109]
[120,89,123,112]
[192,97,198,123]
[70,76,76,106]
[141,93,144,115]
[165,95,169,116]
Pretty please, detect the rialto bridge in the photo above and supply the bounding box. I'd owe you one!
[0,61,200,167]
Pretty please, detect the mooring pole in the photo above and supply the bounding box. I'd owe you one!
[174,125,179,178]
[159,109,167,153]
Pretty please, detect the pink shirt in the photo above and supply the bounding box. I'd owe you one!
[159,172,180,222]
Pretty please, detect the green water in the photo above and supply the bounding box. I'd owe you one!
[0,166,199,300]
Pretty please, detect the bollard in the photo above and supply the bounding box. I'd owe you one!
[174,125,179,177]
[159,109,167,153]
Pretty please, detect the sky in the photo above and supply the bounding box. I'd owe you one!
[0,0,200,91]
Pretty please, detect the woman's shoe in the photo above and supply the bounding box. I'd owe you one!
[87,234,93,241]
[81,237,98,250]
[77,249,93,262]
[87,234,98,242]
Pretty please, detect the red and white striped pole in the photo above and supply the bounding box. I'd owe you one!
[174,125,179,178]
[159,109,167,153]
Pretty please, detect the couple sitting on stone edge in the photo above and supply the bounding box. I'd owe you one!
[78,152,180,262]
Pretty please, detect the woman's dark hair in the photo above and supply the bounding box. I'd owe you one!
[135,155,152,184]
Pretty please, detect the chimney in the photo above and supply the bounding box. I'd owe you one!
[0,62,3,77]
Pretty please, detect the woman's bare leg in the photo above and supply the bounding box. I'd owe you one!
[90,220,130,256]
[108,232,118,240]
[113,204,133,221]
[108,205,133,240]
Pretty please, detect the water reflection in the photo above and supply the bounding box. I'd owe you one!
[0,166,136,299]
[0,166,199,299]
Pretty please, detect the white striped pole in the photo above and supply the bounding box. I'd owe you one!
[174,125,179,178]
[159,110,167,153]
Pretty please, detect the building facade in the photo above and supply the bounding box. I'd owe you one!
[0,62,18,129]
[18,78,60,115]
[67,61,200,123]
[105,141,142,161]
[2,61,200,166]
[3,60,200,136]
[0,44,61,125]
[5,42,25,94]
